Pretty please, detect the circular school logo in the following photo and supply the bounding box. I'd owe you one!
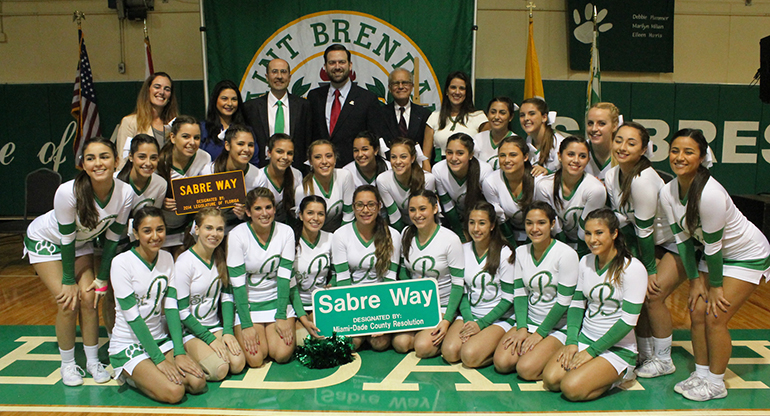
[240,11,442,111]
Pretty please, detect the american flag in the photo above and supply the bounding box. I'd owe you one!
[71,28,101,167]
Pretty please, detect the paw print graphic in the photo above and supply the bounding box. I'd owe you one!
[573,3,613,44]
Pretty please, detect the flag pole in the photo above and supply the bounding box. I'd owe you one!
[199,0,209,111]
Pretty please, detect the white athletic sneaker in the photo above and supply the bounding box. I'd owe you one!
[635,357,676,378]
[674,371,706,394]
[682,378,728,401]
[60,363,85,387]
[87,362,112,384]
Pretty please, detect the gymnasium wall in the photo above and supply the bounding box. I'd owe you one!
[1,0,769,216]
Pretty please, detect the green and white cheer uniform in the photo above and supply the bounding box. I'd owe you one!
[294,168,355,232]
[513,239,579,343]
[165,149,211,247]
[452,242,515,331]
[659,177,770,287]
[332,222,401,286]
[473,130,513,170]
[482,170,541,245]
[400,225,464,313]
[108,249,186,377]
[25,179,133,285]
[174,248,234,345]
[293,231,333,312]
[585,142,612,183]
[376,170,436,232]
[227,222,295,326]
[527,131,566,174]
[604,165,673,275]
[568,254,646,376]
[534,172,606,255]
[433,158,493,236]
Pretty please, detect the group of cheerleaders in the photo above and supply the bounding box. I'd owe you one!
[24,71,770,405]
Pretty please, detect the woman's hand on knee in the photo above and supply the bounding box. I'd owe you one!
[521,332,544,355]
[557,344,578,370]
[431,320,450,346]
[174,354,205,379]
[459,321,481,342]
[222,334,242,356]
[688,277,708,312]
[567,350,593,370]
[209,339,229,363]
[157,358,183,385]
[275,319,294,346]
[57,284,80,311]
[707,286,730,318]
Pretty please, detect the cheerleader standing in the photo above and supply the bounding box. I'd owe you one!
[332,185,401,351]
[200,124,266,228]
[25,137,133,386]
[660,129,770,401]
[441,201,515,368]
[519,98,565,176]
[542,208,646,401]
[585,102,620,182]
[473,97,517,170]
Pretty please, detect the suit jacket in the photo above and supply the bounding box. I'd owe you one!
[242,92,311,169]
[381,101,432,148]
[307,83,385,167]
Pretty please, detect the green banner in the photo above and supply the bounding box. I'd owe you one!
[203,0,475,110]
[313,280,441,337]
[568,0,674,72]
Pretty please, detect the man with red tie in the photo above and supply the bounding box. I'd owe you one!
[308,44,385,167]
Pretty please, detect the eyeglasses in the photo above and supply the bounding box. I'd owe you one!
[389,81,413,87]
[269,69,290,75]
[353,201,379,212]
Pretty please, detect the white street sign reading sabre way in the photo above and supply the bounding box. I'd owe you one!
[239,10,442,112]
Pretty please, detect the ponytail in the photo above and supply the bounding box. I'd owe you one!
[213,124,253,173]
[468,201,514,277]
[76,137,117,229]
[401,190,439,262]
[354,185,394,277]
[521,97,556,167]
[585,208,632,286]
[552,136,589,210]
[617,121,652,209]
[671,128,711,234]
[391,137,425,194]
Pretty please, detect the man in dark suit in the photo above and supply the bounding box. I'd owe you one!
[242,58,311,169]
[381,68,431,148]
[307,44,384,167]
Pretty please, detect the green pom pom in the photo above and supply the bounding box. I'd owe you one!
[294,333,355,369]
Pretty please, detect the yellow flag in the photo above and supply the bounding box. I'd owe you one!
[523,16,544,101]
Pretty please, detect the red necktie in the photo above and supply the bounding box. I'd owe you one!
[398,106,408,138]
[329,89,341,135]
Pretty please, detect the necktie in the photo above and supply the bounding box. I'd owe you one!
[329,89,341,135]
[398,106,408,138]
[275,100,285,134]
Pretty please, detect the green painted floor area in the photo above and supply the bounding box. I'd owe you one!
[1,326,770,413]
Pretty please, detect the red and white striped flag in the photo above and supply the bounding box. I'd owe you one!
[71,28,101,167]
[144,31,154,79]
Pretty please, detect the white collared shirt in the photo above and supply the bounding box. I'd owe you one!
[267,91,291,136]
[325,80,352,132]
[394,101,412,127]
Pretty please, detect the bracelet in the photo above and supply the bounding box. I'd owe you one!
[94,281,109,293]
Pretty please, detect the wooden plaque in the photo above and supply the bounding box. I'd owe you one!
[171,170,246,215]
